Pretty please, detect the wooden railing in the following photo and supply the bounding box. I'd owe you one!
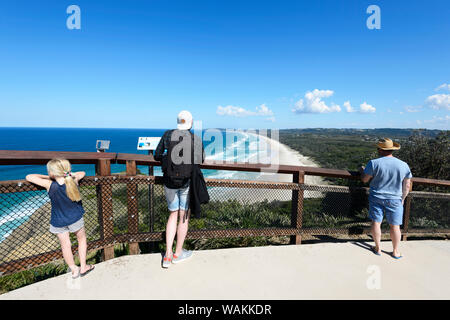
[0,150,448,276]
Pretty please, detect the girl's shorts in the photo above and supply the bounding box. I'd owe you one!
[49,217,84,234]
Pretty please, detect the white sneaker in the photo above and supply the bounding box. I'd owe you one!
[172,249,193,264]
[162,254,172,268]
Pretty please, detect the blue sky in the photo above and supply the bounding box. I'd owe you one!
[0,0,448,130]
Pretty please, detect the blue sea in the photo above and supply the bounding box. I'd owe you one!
[0,127,274,242]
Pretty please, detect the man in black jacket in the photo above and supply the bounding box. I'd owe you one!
[154,110,204,268]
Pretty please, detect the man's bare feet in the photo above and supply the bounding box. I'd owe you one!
[392,250,403,259]
[372,246,381,256]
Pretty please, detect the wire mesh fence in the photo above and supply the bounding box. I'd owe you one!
[408,191,450,231]
[0,174,449,276]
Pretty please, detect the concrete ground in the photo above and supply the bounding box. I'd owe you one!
[1,240,449,300]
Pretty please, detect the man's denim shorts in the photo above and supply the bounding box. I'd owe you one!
[164,185,190,212]
[368,196,404,226]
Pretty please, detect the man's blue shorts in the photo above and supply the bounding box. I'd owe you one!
[368,195,404,226]
[164,185,190,212]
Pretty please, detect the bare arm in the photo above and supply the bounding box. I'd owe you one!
[359,166,372,184]
[73,171,86,184]
[402,178,412,204]
[25,174,53,191]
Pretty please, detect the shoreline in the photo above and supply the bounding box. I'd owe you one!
[255,132,324,185]
[208,132,325,203]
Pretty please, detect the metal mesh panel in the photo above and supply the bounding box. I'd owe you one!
[0,189,58,264]
[193,185,293,230]
[136,183,151,233]
[408,191,450,230]
[0,174,449,276]
[79,184,101,244]
[300,185,371,233]
[111,183,128,234]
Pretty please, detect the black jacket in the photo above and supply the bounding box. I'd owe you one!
[189,164,210,219]
[154,129,205,189]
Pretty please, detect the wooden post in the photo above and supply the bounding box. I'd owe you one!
[402,181,413,241]
[126,160,140,255]
[95,159,115,261]
[148,162,156,252]
[148,151,155,233]
[290,170,305,245]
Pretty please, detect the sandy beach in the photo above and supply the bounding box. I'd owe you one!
[207,132,324,203]
[255,132,323,185]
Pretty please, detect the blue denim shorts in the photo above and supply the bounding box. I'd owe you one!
[164,185,190,212]
[368,196,404,226]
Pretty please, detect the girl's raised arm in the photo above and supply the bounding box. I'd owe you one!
[73,171,86,184]
[26,174,53,191]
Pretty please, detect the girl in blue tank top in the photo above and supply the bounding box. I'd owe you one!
[26,159,95,278]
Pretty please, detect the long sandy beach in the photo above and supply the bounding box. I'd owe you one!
[206,132,324,203]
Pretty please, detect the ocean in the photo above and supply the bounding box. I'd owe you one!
[0,127,275,242]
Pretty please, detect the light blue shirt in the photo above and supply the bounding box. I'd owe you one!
[364,156,412,200]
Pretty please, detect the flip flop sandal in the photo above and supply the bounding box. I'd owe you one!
[372,247,381,256]
[80,265,95,277]
[391,254,403,259]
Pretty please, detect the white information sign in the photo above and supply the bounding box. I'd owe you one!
[137,137,161,151]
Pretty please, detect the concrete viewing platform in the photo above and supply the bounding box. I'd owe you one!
[1,240,449,300]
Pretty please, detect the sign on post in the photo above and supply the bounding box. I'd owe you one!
[137,137,161,151]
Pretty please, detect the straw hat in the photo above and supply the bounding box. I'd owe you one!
[376,138,401,150]
[177,110,193,130]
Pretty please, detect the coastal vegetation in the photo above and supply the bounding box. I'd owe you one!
[279,128,443,171]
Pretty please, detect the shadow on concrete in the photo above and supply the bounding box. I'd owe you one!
[350,240,391,255]
[301,235,372,244]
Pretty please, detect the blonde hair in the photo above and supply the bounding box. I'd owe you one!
[46,159,81,202]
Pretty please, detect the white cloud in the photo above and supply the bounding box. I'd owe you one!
[343,100,376,113]
[435,83,450,91]
[343,101,355,113]
[425,94,450,110]
[404,105,423,113]
[217,105,254,117]
[255,103,274,116]
[418,115,450,128]
[292,89,341,114]
[216,103,275,120]
[359,102,376,113]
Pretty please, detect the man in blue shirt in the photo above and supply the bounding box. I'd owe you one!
[359,138,412,259]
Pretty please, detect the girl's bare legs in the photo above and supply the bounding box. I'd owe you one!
[75,227,88,273]
[390,224,402,257]
[371,221,382,253]
[165,210,179,258]
[57,232,78,276]
[174,210,189,257]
